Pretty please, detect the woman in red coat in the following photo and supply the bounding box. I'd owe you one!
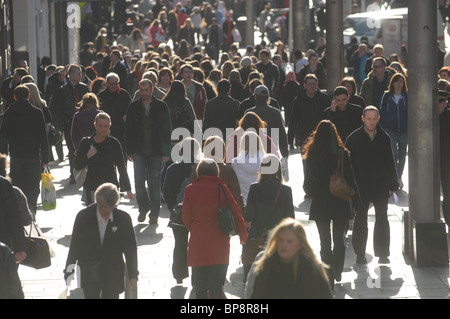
[182,158,247,299]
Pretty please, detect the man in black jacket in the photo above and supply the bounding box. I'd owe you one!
[245,85,289,159]
[255,49,280,97]
[98,72,131,161]
[203,79,239,141]
[0,68,29,110]
[51,64,90,182]
[288,73,331,150]
[0,85,50,214]
[237,78,280,120]
[64,183,138,299]
[109,50,129,93]
[324,86,362,143]
[125,79,171,225]
[345,106,399,264]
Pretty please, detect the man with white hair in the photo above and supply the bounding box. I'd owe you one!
[97,72,131,161]
[64,183,138,299]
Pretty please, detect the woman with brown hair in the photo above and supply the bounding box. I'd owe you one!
[225,111,279,163]
[303,120,361,286]
[70,93,102,152]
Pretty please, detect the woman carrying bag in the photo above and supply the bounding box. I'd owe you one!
[242,154,295,282]
[73,112,133,205]
[302,120,362,286]
[182,158,247,299]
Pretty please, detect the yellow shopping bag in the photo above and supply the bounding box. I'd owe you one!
[41,168,56,211]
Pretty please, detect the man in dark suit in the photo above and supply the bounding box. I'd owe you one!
[51,64,90,183]
[203,79,239,141]
[109,50,129,93]
[64,183,138,299]
[345,106,399,265]
[0,85,50,214]
[324,86,362,143]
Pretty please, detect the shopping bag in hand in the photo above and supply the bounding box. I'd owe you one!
[41,168,56,211]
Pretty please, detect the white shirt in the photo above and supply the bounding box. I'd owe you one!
[96,207,113,246]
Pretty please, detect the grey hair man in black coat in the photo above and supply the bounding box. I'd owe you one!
[64,183,138,299]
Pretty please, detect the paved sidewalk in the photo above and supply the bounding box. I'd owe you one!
[18,152,450,299]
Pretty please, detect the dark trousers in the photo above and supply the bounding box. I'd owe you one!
[63,122,75,178]
[352,197,390,257]
[83,284,119,299]
[440,168,450,226]
[9,157,41,214]
[191,264,228,299]
[172,226,189,282]
[315,218,347,278]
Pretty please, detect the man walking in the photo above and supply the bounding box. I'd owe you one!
[360,57,394,109]
[255,49,280,97]
[245,85,289,160]
[180,64,207,126]
[98,72,131,161]
[203,79,239,141]
[288,74,331,150]
[51,64,90,182]
[65,183,138,299]
[324,86,362,143]
[345,106,399,264]
[125,79,171,224]
[0,85,50,214]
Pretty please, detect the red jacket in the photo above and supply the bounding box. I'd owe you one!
[182,175,247,267]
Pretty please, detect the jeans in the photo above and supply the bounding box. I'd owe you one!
[315,218,347,278]
[385,129,407,180]
[9,157,41,214]
[192,264,228,299]
[133,154,163,218]
[352,197,390,257]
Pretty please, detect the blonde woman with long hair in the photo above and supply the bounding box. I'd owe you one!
[245,218,332,299]
[23,82,52,126]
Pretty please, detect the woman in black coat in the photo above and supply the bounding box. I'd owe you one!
[243,154,295,281]
[73,112,133,205]
[302,120,362,285]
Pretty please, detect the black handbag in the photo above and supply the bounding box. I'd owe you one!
[218,183,239,236]
[22,222,51,269]
[169,203,186,228]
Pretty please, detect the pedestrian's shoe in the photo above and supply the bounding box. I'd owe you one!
[334,272,342,282]
[356,255,367,264]
[137,212,147,223]
[378,256,390,264]
[149,217,158,225]
[69,176,76,184]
